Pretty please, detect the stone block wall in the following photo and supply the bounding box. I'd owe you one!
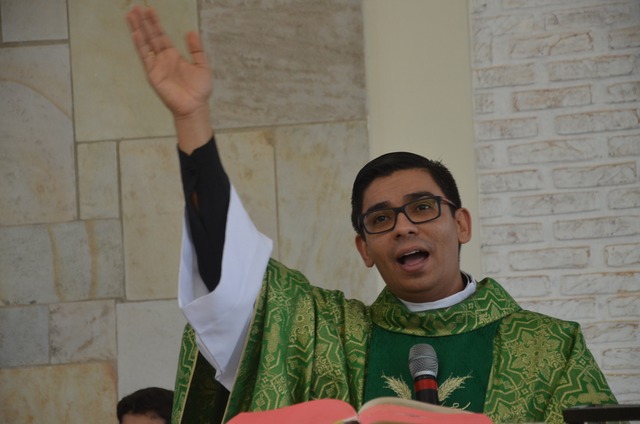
[470,0,640,403]
[0,0,371,421]
[1,0,638,421]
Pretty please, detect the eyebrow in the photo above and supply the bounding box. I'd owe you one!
[364,191,439,214]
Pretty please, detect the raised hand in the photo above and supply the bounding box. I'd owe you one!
[126,5,213,152]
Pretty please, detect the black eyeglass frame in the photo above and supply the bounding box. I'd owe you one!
[358,196,459,235]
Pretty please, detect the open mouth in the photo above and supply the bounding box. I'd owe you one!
[397,250,429,265]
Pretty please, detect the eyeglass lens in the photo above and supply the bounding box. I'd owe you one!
[363,197,442,234]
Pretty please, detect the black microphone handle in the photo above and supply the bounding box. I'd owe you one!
[414,374,439,405]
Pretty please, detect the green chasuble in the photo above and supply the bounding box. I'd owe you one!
[173,259,616,424]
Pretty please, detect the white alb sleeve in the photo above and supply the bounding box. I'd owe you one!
[178,187,272,390]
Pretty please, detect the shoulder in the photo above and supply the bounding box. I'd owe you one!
[265,258,311,286]
[477,278,582,336]
[476,277,584,347]
[505,309,581,333]
[496,308,584,358]
[259,259,370,343]
[264,258,368,312]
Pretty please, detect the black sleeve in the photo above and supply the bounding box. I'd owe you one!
[178,137,230,292]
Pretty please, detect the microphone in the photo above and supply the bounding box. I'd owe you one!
[408,344,439,405]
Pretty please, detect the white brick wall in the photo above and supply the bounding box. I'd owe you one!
[469,0,640,403]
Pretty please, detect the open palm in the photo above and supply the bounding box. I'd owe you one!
[126,6,212,119]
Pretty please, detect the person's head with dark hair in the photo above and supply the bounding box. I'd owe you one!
[117,387,174,424]
[351,151,462,237]
[351,151,472,303]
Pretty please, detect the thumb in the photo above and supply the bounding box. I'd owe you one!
[185,31,208,68]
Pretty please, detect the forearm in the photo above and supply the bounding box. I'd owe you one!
[179,134,229,292]
[177,133,273,388]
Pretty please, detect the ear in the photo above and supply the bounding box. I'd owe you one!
[355,234,375,268]
[456,207,472,244]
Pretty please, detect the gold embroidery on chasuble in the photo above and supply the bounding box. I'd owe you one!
[224,259,370,421]
[440,374,473,408]
[382,374,412,400]
[174,325,229,424]
[484,312,617,424]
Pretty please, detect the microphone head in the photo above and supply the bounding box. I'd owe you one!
[408,344,438,379]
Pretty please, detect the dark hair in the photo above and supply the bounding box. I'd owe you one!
[351,152,461,237]
[117,387,174,424]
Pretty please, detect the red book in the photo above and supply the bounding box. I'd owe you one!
[228,397,493,424]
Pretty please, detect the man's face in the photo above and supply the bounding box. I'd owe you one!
[355,168,471,303]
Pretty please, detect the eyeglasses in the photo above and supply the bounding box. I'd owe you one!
[359,196,458,235]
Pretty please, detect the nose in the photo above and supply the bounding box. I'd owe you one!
[393,210,419,236]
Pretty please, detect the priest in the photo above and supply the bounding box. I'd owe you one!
[125,6,617,424]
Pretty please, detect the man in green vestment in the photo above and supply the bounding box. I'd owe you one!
[126,6,618,424]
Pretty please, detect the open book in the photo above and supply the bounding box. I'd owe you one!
[227,396,493,424]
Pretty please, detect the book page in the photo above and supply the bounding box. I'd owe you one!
[358,403,493,424]
[227,398,356,424]
[359,397,472,415]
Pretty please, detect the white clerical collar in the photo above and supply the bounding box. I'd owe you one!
[399,272,477,313]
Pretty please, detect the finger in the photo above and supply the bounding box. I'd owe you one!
[126,8,156,69]
[131,30,157,71]
[142,7,173,54]
[186,31,209,68]
[125,5,143,33]
[127,8,150,50]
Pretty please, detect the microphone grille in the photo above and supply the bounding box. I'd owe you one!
[408,344,438,378]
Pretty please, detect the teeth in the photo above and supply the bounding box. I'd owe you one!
[398,250,421,264]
